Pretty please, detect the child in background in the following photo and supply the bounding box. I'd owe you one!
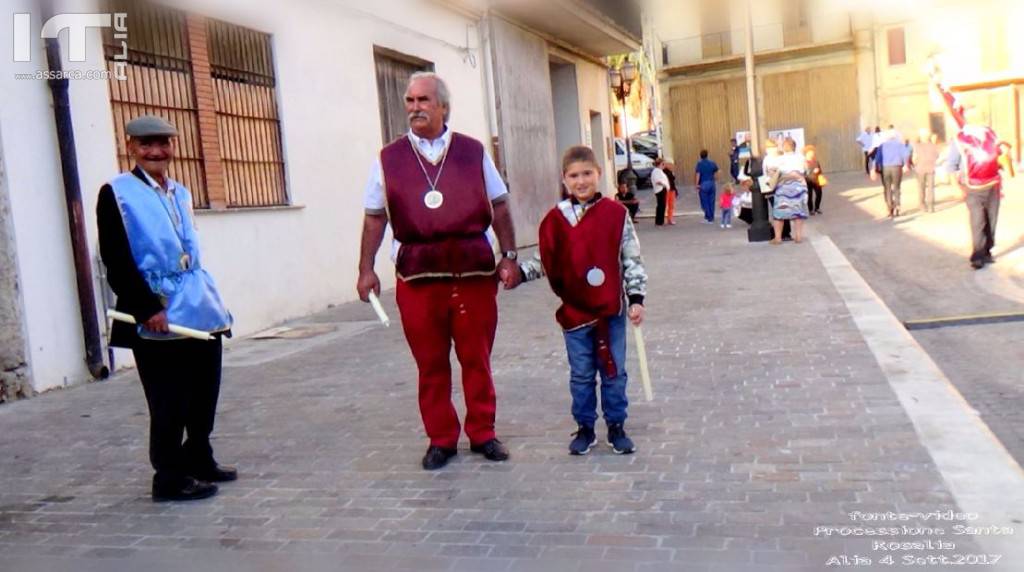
[719,183,736,228]
[615,179,640,222]
[517,145,648,456]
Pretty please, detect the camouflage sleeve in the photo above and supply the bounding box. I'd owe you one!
[621,216,647,302]
[519,252,546,283]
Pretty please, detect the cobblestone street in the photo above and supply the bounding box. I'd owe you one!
[0,180,1021,572]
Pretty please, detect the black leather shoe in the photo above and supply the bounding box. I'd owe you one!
[422,446,457,471]
[152,477,218,503]
[191,464,238,483]
[469,438,509,462]
[983,254,996,264]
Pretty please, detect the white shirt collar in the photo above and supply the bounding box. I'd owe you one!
[407,125,452,164]
[137,167,173,193]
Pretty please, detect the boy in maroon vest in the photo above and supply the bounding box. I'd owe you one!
[517,146,648,455]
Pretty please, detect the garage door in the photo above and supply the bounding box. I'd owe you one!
[764,64,861,172]
[668,78,748,185]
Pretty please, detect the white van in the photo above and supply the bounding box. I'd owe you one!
[614,138,654,186]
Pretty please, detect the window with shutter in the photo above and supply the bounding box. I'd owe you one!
[373,48,434,145]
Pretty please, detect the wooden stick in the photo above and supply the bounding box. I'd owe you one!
[367,292,391,328]
[107,310,214,341]
[633,325,654,402]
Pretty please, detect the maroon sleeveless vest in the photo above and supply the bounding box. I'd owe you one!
[381,133,495,281]
[538,197,626,331]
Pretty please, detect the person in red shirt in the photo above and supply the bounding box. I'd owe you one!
[719,183,736,228]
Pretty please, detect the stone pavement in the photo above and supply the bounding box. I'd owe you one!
[0,203,1018,572]
[811,171,1024,467]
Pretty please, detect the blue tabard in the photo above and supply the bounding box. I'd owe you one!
[109,172,232,340]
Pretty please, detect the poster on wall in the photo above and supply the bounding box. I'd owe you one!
[768,128,806,152]
[735,128,807,156]
[735,131,752,160]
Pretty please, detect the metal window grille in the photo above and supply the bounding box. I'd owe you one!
[208,20,288,208]
[103,1,209,208]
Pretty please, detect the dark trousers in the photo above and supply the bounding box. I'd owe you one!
[654,191,667,225]
[917,171,936,212]
[864,152,871,174]
[133,337,223,487]
[807,181,823,213]
[966,188,1000,263]
[698,185,716,222]
[882,166,903,213]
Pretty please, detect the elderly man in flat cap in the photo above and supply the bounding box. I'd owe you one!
[96,115,235,502]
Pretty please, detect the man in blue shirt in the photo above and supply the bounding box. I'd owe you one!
[872,129,911,217]
[694,150,719,223]
[729,139,740,182]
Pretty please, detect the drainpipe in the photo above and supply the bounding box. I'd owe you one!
[42,2,109,380]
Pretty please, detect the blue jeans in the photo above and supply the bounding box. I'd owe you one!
[563,312,629,427]
[698,184,716,221]
[721,208,732,226]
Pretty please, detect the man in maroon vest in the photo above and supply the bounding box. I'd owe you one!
[357,72,521,470]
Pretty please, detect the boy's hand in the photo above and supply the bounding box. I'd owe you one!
[628,304,644,327]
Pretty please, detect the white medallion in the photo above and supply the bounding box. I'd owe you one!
[586,267,606,287]
[424,190,444,210]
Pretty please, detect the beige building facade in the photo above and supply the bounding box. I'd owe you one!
[644,0,1023,178]
[0,0,638,396]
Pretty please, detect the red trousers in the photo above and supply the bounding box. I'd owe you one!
[396,276,498,448]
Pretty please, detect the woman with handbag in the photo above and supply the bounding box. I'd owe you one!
[804,145,826,215]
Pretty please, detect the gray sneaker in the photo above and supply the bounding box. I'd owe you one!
[569,425,597,456]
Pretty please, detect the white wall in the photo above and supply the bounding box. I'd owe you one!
[0,0,117,392]
[0,0,492,392]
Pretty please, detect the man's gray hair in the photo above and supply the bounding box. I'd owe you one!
[408,71,451,122]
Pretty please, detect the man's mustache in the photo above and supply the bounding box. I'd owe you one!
[409,112,430,121]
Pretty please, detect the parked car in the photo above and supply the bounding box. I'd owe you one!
[614,138,654,187]
[631,137,660,160]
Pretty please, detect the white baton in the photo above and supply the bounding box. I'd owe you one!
[633,325,654,402]
[107,310,214,341]
[367,292,391,327]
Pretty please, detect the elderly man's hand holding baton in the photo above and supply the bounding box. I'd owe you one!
[107,310,214,341]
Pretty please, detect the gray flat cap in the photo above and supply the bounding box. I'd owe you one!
[125,115,178,138]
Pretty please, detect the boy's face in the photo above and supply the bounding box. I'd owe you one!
[617,182,627,195]
[563,160,601,203]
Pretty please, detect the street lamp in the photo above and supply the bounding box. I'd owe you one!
[610,61,639,194]
[743,0,773,243]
